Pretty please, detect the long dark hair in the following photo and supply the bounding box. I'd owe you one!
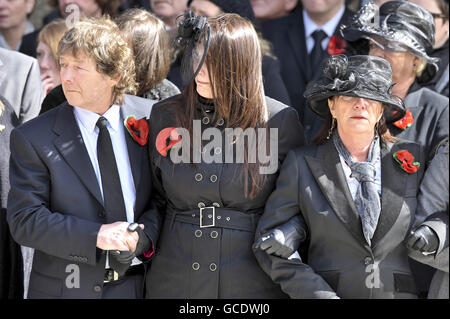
[172,13,268,198]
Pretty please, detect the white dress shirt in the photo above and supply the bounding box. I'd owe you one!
[303,5,346,54]
[73,104,140,267]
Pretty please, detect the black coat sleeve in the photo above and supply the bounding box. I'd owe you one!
[254,150,339,298]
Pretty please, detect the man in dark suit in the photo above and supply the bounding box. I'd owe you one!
[260,0,354,142]
[7,17,161,299]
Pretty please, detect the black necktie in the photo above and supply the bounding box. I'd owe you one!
[96,117,130,274]
[309,29,328,80]
[96,116,127,223]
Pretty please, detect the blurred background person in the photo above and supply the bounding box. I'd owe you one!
[181,0,291,106]
[342,0,449,298]
[20,0,121,58]
[0,47,42,123]
[149,0,188,30]
[259,0,355,143]
[116,8,180,102]
[36,19,67,100]
[0,0,35,51]
[342,1,449,165]
[0,95,23,299]
[250,0,298,22]
[409,0,449,97]
[406,138,449,299]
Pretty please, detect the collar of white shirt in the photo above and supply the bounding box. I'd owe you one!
[73,104,121,134]
[303,5,346,52]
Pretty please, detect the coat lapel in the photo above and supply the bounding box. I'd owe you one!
[371,142,407,247]
[305,141,367,245]
[120,102,144,192]
[52,103,103,206]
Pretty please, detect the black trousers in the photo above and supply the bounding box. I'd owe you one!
[102,274,145,299]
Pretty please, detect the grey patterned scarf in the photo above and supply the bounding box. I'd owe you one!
[333,132,381,246]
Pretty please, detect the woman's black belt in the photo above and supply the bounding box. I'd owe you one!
[167,206,261,232]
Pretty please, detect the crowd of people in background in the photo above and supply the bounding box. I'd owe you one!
[0,0,448,300]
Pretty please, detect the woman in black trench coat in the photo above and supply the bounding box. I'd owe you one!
[254,55,429,299]
[145,13,305,298]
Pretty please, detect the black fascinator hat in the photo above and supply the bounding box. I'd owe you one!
[304,55,406,123]
[174,10,211,87]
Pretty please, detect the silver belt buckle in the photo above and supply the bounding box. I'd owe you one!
[200,206,215,228]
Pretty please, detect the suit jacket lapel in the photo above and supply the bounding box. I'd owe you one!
[371,142,407,247]
[305,141,367,245]
[52,103,103,206]
[120,102,144,193]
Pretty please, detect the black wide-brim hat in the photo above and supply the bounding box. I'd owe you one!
[304,55,405,123]
[341,1,439,71]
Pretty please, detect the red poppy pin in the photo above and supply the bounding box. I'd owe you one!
[393,110,414,130]
[327,35,346,56]
[393,150,420,173]
[124,115,149,146]
[156,127,182,157]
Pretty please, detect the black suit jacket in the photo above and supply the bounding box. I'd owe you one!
[7,101,161,298]
[255,139,425,298]
[261,6,354,142]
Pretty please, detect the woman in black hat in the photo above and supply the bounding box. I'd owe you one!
[167,0,292,106]
[145,12,305,298]
[341,1,449,165]
[253,54,428,298]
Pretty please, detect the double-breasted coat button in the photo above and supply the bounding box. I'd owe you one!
[198,202,206,209]
[364,257,373,266]
[98,211,106,218]
[195,173,203,182]
[211,231,218,239]
[214,147,221,155]
[209,263,217,271]
[94,285,102,293]
[218,118,224,126]
[195,230,202,238]
[210,175,218,183]
[226,217,231,221]
[212,202,220,207]
[192,262,200,270]
[202,117,210,125]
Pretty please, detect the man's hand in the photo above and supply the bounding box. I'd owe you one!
[405,225,439,254]
[96,222,140,252]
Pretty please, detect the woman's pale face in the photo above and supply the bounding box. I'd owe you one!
[368,38,418,84]
[329,95,383,136]
[37,41,61,95]
[195,61,213,99]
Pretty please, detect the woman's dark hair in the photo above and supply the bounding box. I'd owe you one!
[162,13,268,198]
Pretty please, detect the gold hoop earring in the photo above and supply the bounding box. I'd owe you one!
[327,117,336,140]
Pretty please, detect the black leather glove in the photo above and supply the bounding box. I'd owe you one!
[108,223,152,274]
[406,225,439,254]
[254,215,306,258]
[134,225,151,257]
